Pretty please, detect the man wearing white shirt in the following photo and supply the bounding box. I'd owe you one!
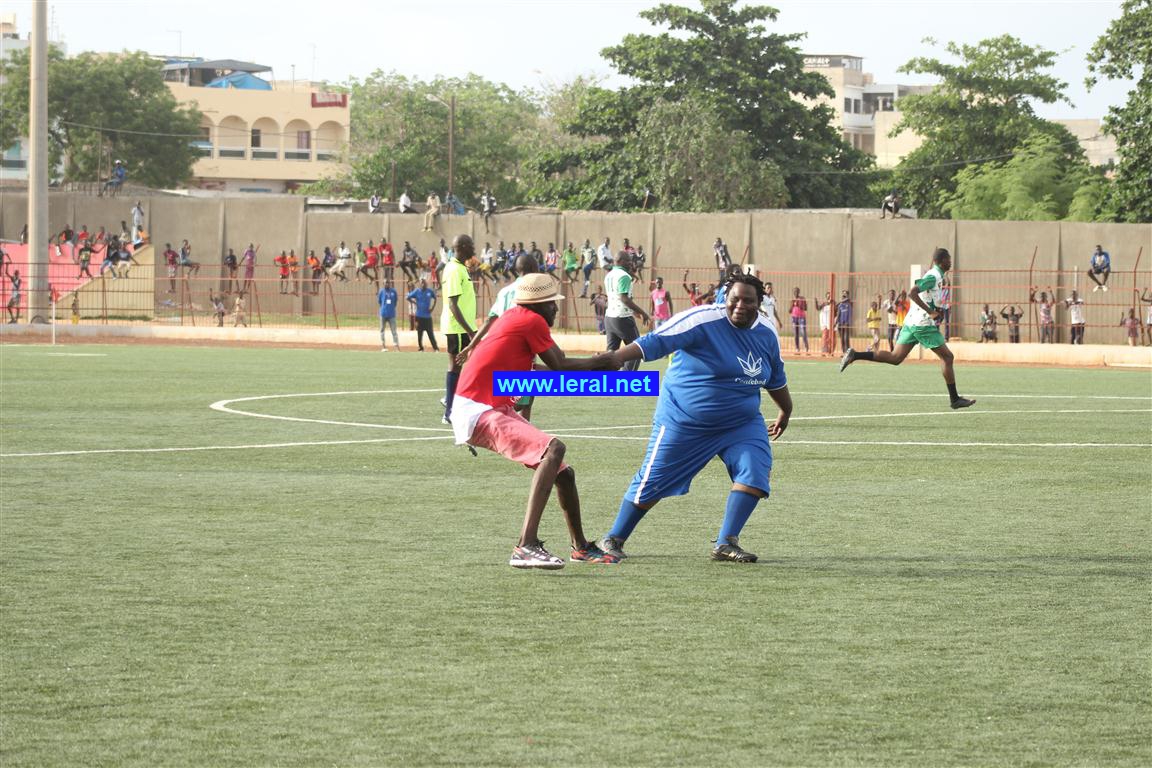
[1065,290,1087,344]
[597,238,613,270]
[398,190,413,213]
[604,251,649,371]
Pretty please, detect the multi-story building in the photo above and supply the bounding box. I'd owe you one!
[802,54,1117,170]
[163,58,350,193]
[0,13,66,184]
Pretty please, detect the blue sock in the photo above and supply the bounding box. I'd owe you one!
[608,499,649,541]
[444,370,459,416]
[717,490,761,543]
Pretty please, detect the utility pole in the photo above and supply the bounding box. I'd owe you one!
[448,93,456,199]
[28,0,49,323]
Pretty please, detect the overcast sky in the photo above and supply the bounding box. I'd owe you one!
[10,0,1135,120]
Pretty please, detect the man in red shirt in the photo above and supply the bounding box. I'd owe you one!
[450,273,620,570]
[380,239,395,283]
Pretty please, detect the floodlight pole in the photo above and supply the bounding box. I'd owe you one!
[27,0,49,324]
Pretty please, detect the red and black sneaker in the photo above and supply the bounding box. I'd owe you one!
[571,541,621,564]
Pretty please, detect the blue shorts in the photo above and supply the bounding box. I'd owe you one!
[624,420,773,504]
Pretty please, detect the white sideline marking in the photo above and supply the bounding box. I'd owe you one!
[793,408,1152,421]
[1,435,454,458]
[41,353,108,357]
[796,392,1152,401]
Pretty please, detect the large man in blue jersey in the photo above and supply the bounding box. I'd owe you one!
[599,272,792,563]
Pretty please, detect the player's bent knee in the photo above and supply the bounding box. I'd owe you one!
[544,438,567,462]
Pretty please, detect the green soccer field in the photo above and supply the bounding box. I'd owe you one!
[1,342,1150,767]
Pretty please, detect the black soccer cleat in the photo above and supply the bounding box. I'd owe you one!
[711,536,758,563]
[950,397,976,410]
[839,348,856,373]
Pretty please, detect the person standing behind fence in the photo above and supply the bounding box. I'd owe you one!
[713,237,731,283]
[1030,286,1056,343]
[377,279,401,351]
[979,304,998,343]
[1087,245,1111,291]
[815,292,834,356]
[1000,305,1023,343]
[1119,308,1139,346]
[1066,290,1086,344]
[407,278,439,352]
[380,239,394,283]
[835,290,852,353]
[275,250,290,294]
[210,293,226,326]
[6,270,20,323]
[288,250,300,295]
[78,239,95,280]
[163,243,179,292]
[240,243,256,293]
[1141,288,1152,346]
[307,250,322,295]
[223,248,239,293]
[866,299,882,351]
[938,280,952,338]
[789,287,809,354]
[650,276,673,330]
[579,239,596,297]
[232,293,248,327]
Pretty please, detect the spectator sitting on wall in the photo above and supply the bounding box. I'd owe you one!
[423,192,441,231]
[881,191,902,219]
[369,193,382,214]
[99,160,126,197]
[444,191,465,216]
[1087,245,1111,291]
[399,189,414,213]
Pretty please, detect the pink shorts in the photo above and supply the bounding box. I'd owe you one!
[469,406,567,473]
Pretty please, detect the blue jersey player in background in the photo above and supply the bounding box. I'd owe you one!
[599,272,793,563]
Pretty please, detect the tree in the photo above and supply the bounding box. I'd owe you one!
[891,35,1079,218]
[941,131,1092,220]
[529,0,875,211]
[308,72,545,206]
[1086,0,1151,222]
[0,49,201,187]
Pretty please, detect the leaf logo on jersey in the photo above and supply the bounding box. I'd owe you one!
[737,351,763,378]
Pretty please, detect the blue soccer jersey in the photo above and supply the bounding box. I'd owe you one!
[635,304,787,429]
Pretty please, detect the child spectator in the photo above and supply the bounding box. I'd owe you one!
[308,250,323,295]
[275,250,290,294]
[78,241,95,280]
[544,243,560,277]
[980,304,998,342]
[1120,308,1140,346]
[288,250,300,295]
[866,298,881,351]
[1030,286,1057,343]
[650,276,673,330]
[71,293,80,325]
[882,289,899,351]
[895,289,910,328]
[790,287,809,354]
[163,243,179,292]
[835,290,852,353]
[232,293,248,327]
[815,291,834,356]
[1066,290,1086,344]
[6,270,21,323]
[181,239,201,277]
[223,248,239,293]
[1000,305,1023,343]
[210,293,226,326]
[591,291,608,334]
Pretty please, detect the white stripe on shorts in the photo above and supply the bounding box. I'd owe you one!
[633,424,666,503]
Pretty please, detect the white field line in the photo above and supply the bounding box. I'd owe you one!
[41,353,108,357]
[795,392,1151,400]
[1,435,454,458]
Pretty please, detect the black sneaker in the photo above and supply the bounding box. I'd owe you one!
[598,535,628,560]
[509,541,565,570]
[839,348,856,372]
[950,397,976,409]
[711,536,758,563]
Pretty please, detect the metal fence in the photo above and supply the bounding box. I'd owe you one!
[3,261,1149,347]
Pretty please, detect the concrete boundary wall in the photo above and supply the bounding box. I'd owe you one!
[3,324,1151,368]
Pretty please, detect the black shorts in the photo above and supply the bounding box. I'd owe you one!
[604,316,640,352]
[446,333,473,355]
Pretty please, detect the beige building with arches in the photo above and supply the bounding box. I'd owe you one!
[164,59,349,193]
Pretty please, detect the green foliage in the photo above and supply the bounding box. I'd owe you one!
[529,0,875,211]
[941,131,1092,220]
[1086,0,1152,222]
[891,36,1076,219]
[308,72,544,206]
[0,49,201,187]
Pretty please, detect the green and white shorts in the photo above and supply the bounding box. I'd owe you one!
[896,323,946,349]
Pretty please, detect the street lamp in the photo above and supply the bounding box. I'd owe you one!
[425,93,456,198]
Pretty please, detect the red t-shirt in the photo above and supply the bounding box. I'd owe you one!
[456,306,554,408]
[364,246,379,266]
[381,243,394,265]
[275,254,289,276]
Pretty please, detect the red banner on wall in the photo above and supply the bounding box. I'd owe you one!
[311,92,348,108]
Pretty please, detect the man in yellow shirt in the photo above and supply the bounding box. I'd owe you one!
[440,234,478,424]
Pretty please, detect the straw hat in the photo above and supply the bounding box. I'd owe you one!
[515,273,566,304]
